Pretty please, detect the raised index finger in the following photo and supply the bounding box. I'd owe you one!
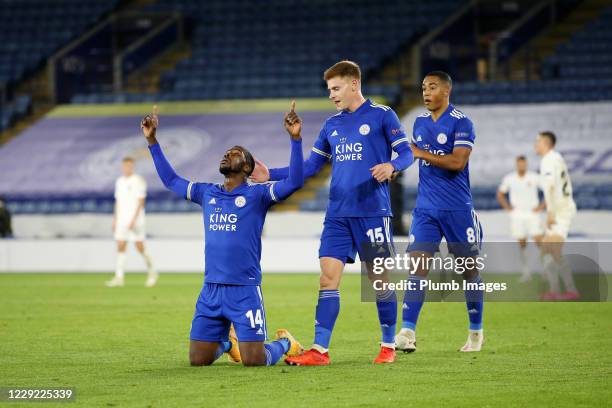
[290,100,295,112]
[152,105,158,116]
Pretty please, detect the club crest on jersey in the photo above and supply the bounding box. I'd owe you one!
[437,133,447,144]
[235,196,246,208]
[359,124,370,135]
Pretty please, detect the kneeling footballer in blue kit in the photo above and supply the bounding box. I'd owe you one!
[142,103,305,366]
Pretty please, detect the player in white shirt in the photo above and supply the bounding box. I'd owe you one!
[534,131,578,300]
[106,157,158,288]
[497,156,545,282]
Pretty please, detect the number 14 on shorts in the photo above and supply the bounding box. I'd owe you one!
[246,309,263,328]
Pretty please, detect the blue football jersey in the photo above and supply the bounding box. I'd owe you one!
[312,99,409,217]
[412,104,475,210]
[149,139,303,287]
[187,182,278,285]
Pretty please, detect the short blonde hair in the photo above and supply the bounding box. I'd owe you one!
[323,60,361,81]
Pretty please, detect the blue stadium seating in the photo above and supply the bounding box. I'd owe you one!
[0,95,32,131]
[0,0,117,87]
[453,6,612,105]
[0,0,118,130]
[71,0,465,103]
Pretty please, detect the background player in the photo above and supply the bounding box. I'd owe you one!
[395,71,484,353]
[497,156,545,282]
[534,131,579,300]
[142,104,304,366]
[106,157,157,288]
[251,60,414,365]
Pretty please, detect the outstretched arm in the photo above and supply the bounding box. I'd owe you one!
[142,106,190,199]
[268,152,327,181]
[251,117,330,183]
[270,139,304,201]
[269,101,305,201]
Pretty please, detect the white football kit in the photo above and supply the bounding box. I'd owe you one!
[539,150,577,238]
[498,171,543,239]
[114,174,147,242]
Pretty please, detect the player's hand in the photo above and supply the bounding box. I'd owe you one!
[284,101,302,141]
[370,163,395,183]
[410,143,424,159]
[141,105,159,141]
[546,213,555,228]
[249,158,270,183]
[128,220,136,231]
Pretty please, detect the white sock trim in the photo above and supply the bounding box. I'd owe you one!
[312,344,328,354]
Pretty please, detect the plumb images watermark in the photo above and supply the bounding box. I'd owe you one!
[370,253,507,293]
[371,277,507,292]
[360,241,609,302]
[0,387,76,402]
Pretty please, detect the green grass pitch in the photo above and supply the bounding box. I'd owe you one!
[1,273,611,407]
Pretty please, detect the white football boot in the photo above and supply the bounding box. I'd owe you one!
[105,276,124,287]
[460,329,484,352]
[395,329,417,353]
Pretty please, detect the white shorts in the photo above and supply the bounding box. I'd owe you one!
[114,222,146,242]
[510,211,543,240]
[546,210,575,239]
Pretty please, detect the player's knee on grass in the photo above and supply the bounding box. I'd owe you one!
[239,342,266,366]
[189,355,214,366]
[189,341,218,366]
[319,257,344,290]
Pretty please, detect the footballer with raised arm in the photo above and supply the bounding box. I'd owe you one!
[395,71,485,353]
[142,103,305,367]
[251,60,414,365]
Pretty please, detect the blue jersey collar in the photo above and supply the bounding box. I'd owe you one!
[217,181,248,195]
[431,103,454,123]
[343,98,371,115]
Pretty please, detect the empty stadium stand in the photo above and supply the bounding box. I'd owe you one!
[70,0,466,103]
[0,0,118,130]
[453,5,612,105]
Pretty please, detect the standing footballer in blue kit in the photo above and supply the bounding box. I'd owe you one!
[142,103,305,367]
[395,71,485,353]
[251,61,414,365]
